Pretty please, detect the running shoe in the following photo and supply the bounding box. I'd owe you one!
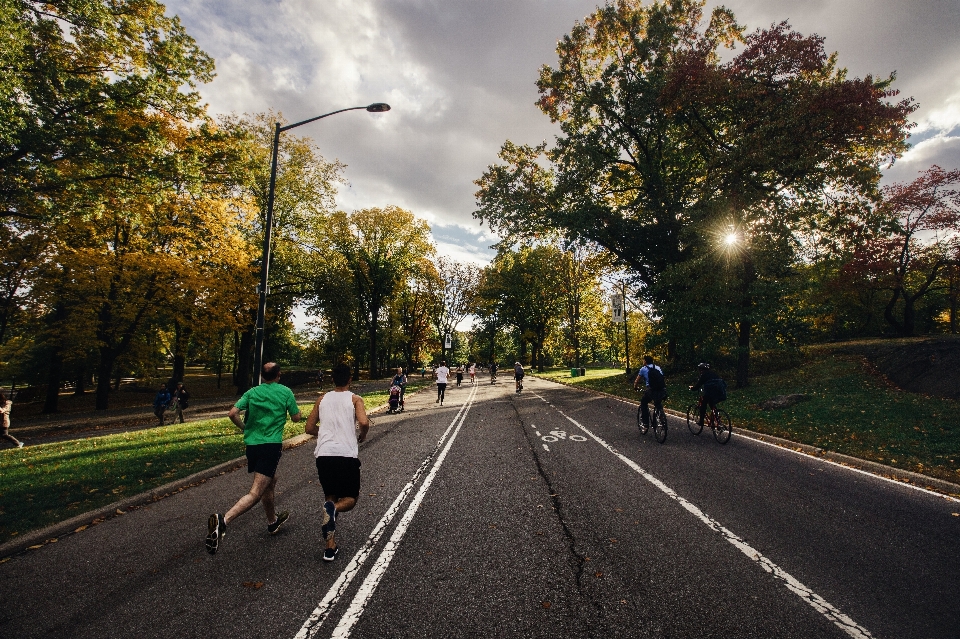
[17,441,24,448]
[267,510,289,535]
[205,513,225,554]
[323,546,339,562]
[321,500,336,540]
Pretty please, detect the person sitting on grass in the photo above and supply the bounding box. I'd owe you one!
[305,363,370,562]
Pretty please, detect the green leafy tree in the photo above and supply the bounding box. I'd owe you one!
[475,0,915,385]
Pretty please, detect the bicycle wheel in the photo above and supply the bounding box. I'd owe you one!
[686,404,702,435]
[713,409,732,444]
[637,405,649,435]
[653,407,668,443]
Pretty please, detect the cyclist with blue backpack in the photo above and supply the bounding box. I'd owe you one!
[633,355,667,429]
[689,362,727,427]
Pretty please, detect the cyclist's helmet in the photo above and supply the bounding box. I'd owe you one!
[697,362,711,370]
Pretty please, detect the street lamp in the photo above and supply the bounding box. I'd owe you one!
[253,102,391,386]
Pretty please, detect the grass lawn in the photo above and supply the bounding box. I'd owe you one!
[536,357,960,485]
[0,380,433,543]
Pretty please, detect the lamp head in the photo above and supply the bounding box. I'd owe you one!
[366,103,391,113]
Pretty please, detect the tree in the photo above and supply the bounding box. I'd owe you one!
[483,245,568,372]
[323,207,434,378]
[838,166,960,336]
[476,0,915,385]
[1,0,213,221]
[427,257,480,363]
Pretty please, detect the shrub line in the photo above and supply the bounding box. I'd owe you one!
[530,374,960,500]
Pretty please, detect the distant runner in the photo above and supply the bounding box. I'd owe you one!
[435,361,450,405]
[205,362,301,554]
[305,363,370,562]
[469,362,476,384]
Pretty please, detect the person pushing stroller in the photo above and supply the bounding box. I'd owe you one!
[388,367,407,413]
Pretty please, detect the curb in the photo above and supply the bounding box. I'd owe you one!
[0,433,316,561]
[0,386,426,561]
[530,374,960,499]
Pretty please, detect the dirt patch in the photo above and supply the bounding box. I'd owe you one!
[835,335,960,400]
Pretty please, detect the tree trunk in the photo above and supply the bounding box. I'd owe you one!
[368,314,379,379]
[735,254,755,389]
[74,365,86,396]
[43,347,64,414]
[172,320,190,384]
[95,349,118,410]
[235,328,254,394]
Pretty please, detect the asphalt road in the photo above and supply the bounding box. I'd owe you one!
[1,375,957,639]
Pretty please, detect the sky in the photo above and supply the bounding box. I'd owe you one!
[164,0,960,267]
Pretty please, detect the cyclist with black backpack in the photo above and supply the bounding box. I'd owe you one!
[633,355,667,429]
[689,362,727,427]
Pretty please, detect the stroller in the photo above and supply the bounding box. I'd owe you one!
[388,384,404,413]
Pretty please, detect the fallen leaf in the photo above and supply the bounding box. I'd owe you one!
[952,513,959,517]
[542,601,552,609]
[74,525,88,533]
[595,571,603,578]
[609,538,618,543]
[242,581,264,589]
[115,509,125,515]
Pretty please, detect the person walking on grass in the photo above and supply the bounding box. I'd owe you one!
[205,362,302,554]
[0,391,23,448]
[435,360,450,405]
[305,363,370,562]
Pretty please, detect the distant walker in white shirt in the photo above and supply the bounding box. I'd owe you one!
[435,360,450,405]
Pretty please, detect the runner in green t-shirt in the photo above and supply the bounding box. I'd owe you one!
[205,362,302,554]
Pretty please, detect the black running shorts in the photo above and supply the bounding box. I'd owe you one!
[315,456,362,500]
[246,443,283,477]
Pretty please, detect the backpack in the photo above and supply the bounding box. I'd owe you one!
[646,365,666,392]
[705,378,727,402]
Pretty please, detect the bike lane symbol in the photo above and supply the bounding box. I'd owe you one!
[534,426,588,450]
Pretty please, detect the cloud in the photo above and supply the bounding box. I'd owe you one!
[169,0,960,239]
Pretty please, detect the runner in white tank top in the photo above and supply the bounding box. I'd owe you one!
[305,364,370,562]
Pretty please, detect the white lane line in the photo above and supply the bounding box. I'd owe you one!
[742,435,960,504]
[532,391,875,639]
[329,382,479,638]
[543,444,550,452]
[293,385,478,639]
[539,379,959,503]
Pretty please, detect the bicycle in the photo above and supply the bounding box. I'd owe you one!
[636,391,668,443]
[686,393,732,444]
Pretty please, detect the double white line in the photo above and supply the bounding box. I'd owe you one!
[294,382,479,639]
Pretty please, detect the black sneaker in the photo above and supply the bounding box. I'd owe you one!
[323,546,339,562]
[267,510,289,535]
[320,501,336,540]
[205,513,225,554]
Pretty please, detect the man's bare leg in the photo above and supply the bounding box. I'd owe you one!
[225,473,277,524]
[324,495,356,550]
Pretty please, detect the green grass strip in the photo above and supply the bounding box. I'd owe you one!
[0,380,433,542]
[537,359,960,485]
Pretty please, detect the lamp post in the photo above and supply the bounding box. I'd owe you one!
[252,102,391,386]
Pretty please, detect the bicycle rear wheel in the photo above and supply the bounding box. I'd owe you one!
[713,409,732,444]
[686,404,702,435]
[653,407,668,443]
[637,405,649,435]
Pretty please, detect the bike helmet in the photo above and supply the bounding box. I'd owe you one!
[697,362,711,369]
